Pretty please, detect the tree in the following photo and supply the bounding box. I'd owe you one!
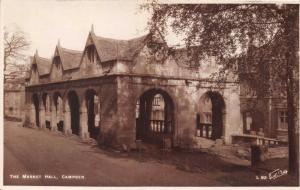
[4,25,30,71]
[144,3,299,175]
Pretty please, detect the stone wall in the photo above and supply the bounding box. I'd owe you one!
[4,87,26,121]
[115,75,242,148]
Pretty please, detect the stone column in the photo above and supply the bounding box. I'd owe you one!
[64,102,71,135]
[30,104,36,128]
[24,104,31,127]
[51,105,57,131]
[39,105,46,129]
[80,99,89,140]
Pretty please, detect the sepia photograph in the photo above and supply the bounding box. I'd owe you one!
[1,0,299,187]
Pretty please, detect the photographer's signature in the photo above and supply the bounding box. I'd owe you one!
[256,169,288,180]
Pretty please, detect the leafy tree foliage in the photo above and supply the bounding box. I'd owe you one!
[144,3,299,175]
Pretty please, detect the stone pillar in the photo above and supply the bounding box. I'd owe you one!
[51,105,57,131]
[30,104,36,128]
[223,84,243,144]
[40,105,46,129]
[24,104,31,127]
[64,102,71,135]
[80,99,89,140]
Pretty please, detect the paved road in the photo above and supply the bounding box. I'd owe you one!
[4,121,225,186]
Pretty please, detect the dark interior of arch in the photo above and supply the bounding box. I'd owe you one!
[42,93,47,108]
[86,89,99,139]
[42,93,49,128]
[32,94,40,127]
[68,91,80,135]
[136,89,174,146]
[207,91,225,140]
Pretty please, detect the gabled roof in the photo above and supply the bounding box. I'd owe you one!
[35,56,52,75]
[55,46,82,70]
[30,54,52,76]
[90,33,149,62]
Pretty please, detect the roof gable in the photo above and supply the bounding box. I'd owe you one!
[30,54,51,77]
[57,46,82,70]
[49,45,83,75]
[87,32,150,62]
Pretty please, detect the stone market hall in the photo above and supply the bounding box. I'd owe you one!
[25,26,283,149]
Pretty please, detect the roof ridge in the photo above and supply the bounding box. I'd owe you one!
[59,46,82,54]
[37,56,51,62]
[95,33,149,42]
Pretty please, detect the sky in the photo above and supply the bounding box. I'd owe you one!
[4,0,292,61]
[3,0,151,59]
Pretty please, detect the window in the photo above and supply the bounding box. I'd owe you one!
[243,111,253,134]
[87,45,98,63]
[31,64,38,83]
[150,94,165,132]
[53,57,61,68]
[278,110,288,130]
[153,96,162,106]
[135,100,140,118]
[32,64,37,71]
[203,112,212,124]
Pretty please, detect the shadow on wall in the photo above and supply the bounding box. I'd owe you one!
[97,126,118,149]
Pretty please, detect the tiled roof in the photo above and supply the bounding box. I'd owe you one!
[35,56,52,76]
[92,34,148,62]
[57,47,82,70]
[27,29,165,80]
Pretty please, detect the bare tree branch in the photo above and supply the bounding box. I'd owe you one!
[4,26,30,71]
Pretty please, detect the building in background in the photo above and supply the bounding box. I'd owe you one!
[4,63,29,122]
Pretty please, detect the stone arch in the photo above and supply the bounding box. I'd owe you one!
[67,90,80,135]
[32,93,40,127]
[85,89,100,139]
[135,88,175,147]
[197,91,226,140]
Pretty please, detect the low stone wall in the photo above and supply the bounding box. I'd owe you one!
[266,147,288,159]
[4,115,22,122]
[190,139,288,166]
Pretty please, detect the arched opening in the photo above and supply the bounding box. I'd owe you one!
[85,89,100,139]
[136,89,174,147]
[54,92,64,132]
[68,91,80,135]
[32,93,40,127]
[197,91,225,140]
[43,94,51,129]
